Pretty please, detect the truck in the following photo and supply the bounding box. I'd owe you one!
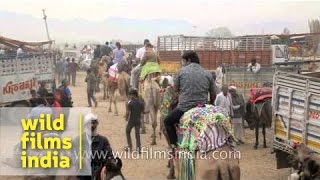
[157,33,320,73]
[272,70,320,168]
[0,54,55,107]
[157,34,290,73]
[62,47,80,63]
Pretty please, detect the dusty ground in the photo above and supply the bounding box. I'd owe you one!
[0,72,292,180]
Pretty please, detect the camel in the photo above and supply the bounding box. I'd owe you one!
[289,144,320,180]
[98,56,112,100]
[107,71,130,116]
[163,105,240,180]
[139,73,161,145]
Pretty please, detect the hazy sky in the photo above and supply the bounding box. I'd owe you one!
[1,0,319,24]
[0,0,319,42]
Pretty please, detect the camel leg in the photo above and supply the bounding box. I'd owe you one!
[263,124,267,148]
[150,108,157,145]
[108,92,112,112]
[159,116,163,140]
[254,119,259,149]
[145,112,150,124]
[140,113,146,134]
[167,158,176,179]
[103,82,106,100]
[114,94,118,116]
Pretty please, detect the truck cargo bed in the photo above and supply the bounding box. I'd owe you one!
[273,71,320,153]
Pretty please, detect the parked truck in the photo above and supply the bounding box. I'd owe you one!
[0,55,55,107]
[272,70,320,168]
[157,33,320,73]
[157,34,290,73]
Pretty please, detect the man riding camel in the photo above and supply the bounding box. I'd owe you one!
[130,39,154,90]
[139,43,161,81]
[164,50,217,148]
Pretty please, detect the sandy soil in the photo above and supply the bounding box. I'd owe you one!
[0,72,292,180]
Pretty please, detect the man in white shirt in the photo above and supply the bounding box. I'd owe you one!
[130,39,150,90]
[247,58,261,73]
[215,85,232,116]
[16,45,24,58]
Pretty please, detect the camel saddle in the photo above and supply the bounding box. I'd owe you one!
[108,63,119,82]
[249,87,272,104]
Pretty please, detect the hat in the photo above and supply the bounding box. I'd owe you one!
[83,113,98,125]
[28,105,53,119]
[229,86,237,90]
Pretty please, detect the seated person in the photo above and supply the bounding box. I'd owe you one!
[139,44,161,81]
[247,58,261,73]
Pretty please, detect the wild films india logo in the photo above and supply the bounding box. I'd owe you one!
[0,107,92,176]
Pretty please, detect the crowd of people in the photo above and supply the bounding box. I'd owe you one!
[25,39,260,179]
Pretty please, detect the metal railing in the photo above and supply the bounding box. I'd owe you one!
[158,35,272,51]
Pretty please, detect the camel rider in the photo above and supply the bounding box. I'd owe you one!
[164,51,216,148]
[107,42,126,72]
[100,41,113,58]
[130,39,154,90]
[139,43,161,81]
[93,45,101,61]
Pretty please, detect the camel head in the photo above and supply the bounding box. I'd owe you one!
[289,143,320,179]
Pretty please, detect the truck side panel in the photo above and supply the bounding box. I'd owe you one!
[273,72,320,153]
[0,57,55,105]
[223,67,275,100]
[159,50,271,70]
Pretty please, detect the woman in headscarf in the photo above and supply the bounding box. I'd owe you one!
[139,43,161,81]
[229,86,245,144]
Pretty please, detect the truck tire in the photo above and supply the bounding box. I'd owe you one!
[275,150,291,169]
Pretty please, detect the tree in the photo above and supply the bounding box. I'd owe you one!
[205,27,233,37]
[308,19,320,54]
[282,27,290,35]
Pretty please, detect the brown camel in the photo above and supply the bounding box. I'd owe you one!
[140,73,161,145]
[107,71,130,116]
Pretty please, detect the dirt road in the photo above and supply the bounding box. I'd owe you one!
[0,72,292,180]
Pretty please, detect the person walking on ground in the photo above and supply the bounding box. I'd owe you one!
[63,58,70,81]
[56,58,64,83]
[229,86,245,144]
[69,58,78,86]
[85,68,98,107]
[124,89,145,153]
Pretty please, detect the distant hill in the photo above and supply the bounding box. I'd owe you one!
[0,11,193,43]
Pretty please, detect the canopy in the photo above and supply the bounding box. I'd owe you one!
[0,36,54,51]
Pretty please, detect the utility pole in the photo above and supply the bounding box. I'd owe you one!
[42,9,51,41]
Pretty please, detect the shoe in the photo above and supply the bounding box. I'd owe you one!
[238,140,245,144]
[137,147,141,154]
[123,146,131,152]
